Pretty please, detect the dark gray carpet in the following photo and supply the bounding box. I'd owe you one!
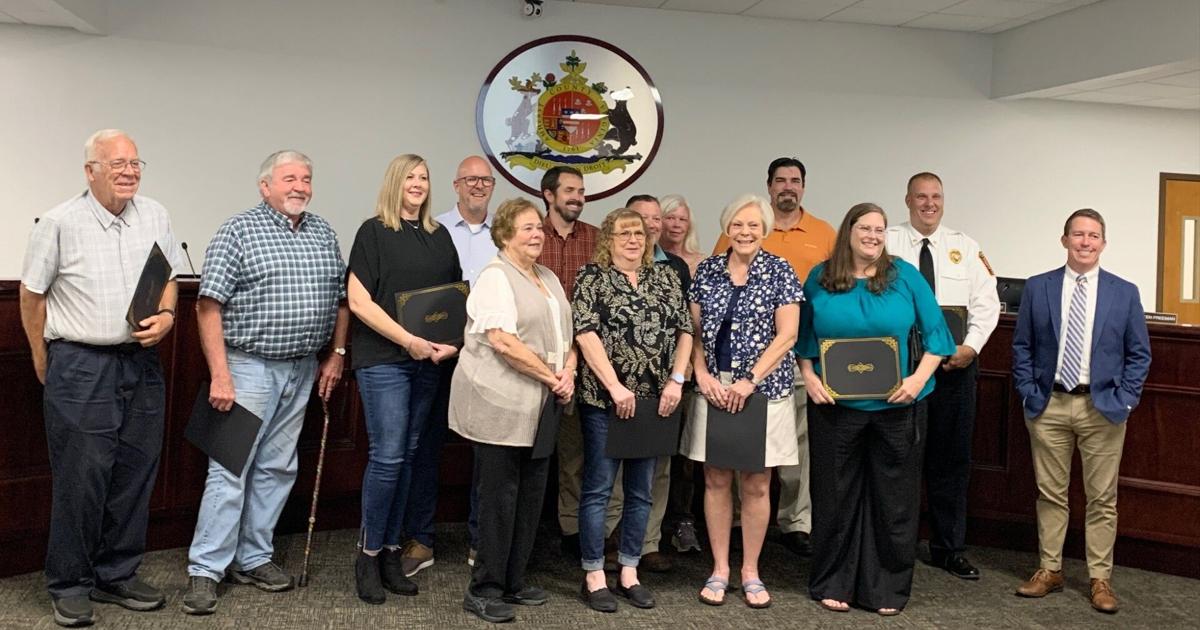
[3,524,1197,629]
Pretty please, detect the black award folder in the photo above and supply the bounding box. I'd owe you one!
[184,382,264,476]
[705,394,767,473]
[531,396,563,459]
[125,242,172,328]
[605,398,681,459]
[819,337,902,400]
[941,306,968,346]
[395,281,469,345]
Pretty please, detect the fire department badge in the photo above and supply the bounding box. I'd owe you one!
[476,36,664,201]
[949,249,963,264]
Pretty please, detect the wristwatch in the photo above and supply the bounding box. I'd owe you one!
[333,347,346,356]
[670,372,685,385]
[749,373,762,387]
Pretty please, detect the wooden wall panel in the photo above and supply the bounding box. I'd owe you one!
[2,283,1196,580]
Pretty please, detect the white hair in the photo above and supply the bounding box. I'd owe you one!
[660,193,700,255]
[258,150,313,183]
[84,129,132,162]
[719,193,774,235]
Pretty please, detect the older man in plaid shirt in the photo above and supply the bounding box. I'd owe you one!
[183,150,349,616]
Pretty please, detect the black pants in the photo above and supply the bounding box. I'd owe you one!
[468,442,550,598]
[809,400,926,611]
[924,361,978,556]
[43,341,165,599]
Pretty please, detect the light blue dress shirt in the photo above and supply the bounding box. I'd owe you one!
[435,205,497,287]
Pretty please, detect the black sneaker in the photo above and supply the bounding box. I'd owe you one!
[502,585,548,606]
[463,592,516,623]
[355,551,386,604]
[380,548,418,596]
[671,520,702,553]
[90,576,165,611]
[181,576,218,615]
[229,561,294,592]
[51,595,94,627]
[780,531,813,557]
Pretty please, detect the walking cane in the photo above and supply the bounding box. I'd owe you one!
[299,398,332,587]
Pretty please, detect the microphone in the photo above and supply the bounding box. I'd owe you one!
[181,242,198,277]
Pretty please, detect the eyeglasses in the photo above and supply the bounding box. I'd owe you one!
[614,230,647,242]
[455,176,496,188]
[854,225,886,236]
[88,159,146,172]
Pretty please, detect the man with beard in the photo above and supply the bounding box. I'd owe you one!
[400,156,500,575]
[713,157,835,557]
[21,129,185,627]
[536,167,612,559]
[886,172,999,580]
[183,150,350,615]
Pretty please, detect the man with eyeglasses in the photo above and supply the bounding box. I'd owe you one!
[398,157,500,577]
[712,157,835,558]
[21,129,185,627]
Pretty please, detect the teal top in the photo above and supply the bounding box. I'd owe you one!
[796,258,956,411]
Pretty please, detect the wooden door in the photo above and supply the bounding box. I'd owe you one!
[1158,173,1200,325]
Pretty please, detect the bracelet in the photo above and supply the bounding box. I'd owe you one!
[156,308,176,318]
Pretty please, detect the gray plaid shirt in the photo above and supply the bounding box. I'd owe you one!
[200,202,346,360]
[22,191,184,345]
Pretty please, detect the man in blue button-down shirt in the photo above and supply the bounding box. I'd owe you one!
[182,150,349,616]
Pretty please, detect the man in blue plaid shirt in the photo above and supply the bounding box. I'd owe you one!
[183,150,349,616]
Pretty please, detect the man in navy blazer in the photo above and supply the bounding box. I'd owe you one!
[1011,209,1151,614]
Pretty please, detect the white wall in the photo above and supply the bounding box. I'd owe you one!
[2,0,1197,303]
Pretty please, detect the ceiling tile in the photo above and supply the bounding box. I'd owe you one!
[855,0,960,11]
[903,13,1007,30]
[1054,91,1152,104]
[977,17,1031,33]
[741,0,856,20]
[1134,96,1200,110]
[1101,82,1199,98]
[1148,71,1200,88]
[574,0,665,8]
[0,9,20,23]
[942,0,1056,19]
[662,0,758,12]
[824,6,929,26]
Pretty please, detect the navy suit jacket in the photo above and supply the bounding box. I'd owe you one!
[1011,266,1151,423]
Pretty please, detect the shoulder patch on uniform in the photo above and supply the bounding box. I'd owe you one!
[979,251,994,276]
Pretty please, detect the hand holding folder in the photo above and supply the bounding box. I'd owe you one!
[605,398,681,459]
[184,382,264,476]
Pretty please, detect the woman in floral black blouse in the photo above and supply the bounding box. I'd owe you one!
[571,208,693,613]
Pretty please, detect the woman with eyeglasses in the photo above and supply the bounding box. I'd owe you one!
[796,203,954,616]
[572,208,693,613]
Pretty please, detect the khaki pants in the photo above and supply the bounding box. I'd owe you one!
[1026,392,1126,579]
[557,403,621,537]
[773,389,811,533]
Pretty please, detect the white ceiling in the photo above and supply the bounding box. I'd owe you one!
[569,0,1105,34]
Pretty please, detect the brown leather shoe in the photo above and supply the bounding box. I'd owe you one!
[1089,578,1119,613]
[640,551,673,573]
[1016,568,1064,597]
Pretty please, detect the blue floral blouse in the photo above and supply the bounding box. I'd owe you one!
[688,251,804,400]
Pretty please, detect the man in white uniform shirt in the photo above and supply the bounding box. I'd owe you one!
[886,172,999,580]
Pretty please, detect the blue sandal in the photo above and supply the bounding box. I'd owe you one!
[698,575,728,606]
[742,579,772,609]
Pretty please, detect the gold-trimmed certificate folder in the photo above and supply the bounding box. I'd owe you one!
[394,281,469,345]
[941,306,968,346]
[819,336,902,400]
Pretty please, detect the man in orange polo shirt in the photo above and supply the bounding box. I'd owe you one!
[713,157,835,556]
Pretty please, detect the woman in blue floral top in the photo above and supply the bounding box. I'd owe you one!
[680,194,803,609]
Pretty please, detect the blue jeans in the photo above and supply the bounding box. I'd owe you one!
[357,360,441,551]
[188,348,316,580]
[404,359,454,549]
[578,403,656,571]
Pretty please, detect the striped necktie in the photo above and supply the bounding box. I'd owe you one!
[1060,275,1088,390]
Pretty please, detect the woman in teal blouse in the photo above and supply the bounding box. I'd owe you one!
[796,203,954,616]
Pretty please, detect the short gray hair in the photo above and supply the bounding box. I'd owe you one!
[258,150,313,183]
[718,193,774,235]
[84,128,131,162]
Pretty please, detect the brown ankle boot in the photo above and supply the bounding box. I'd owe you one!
[1016,568,1064,597]
[1089,578,1118,613]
